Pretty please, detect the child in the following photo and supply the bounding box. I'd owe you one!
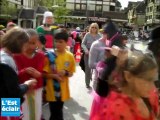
[44,28,76,120]
[14,29,45,120]
[119,34,128,49]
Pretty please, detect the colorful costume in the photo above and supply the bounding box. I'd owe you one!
[94,90,159,120]
[37,26,55,49]
[44,50,76,102]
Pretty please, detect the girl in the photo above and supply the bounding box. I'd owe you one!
[96,50,160,120]
[14,29,45,120]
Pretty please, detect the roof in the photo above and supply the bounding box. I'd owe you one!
[128,1,141,9]
[135,1,146,13]
[35,6,48,14]
[18,6,48,19]
[103,11,127,20]
[18,8,35,19]
[124,1,142,13]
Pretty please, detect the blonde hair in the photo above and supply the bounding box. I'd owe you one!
[89,23,99,34]
[115,50,157,85]
[1,27,29,53]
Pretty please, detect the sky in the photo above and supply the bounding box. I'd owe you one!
[118,0,143,9]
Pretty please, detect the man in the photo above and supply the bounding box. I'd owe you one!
[36,11,56,49]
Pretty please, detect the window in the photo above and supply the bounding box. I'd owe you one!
[156,15,160,19]
[110,6,115,11]
[96,5,102,11]
[81,4,86,10]
[157,5,160,12]
[75,4,80,10]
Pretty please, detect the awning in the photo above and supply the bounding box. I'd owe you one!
[18,8,35,19]
[0,14,12,19]
[60,16,86,19]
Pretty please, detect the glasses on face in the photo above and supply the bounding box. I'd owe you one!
[91,27,97,29]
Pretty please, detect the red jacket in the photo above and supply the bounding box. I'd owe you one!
[14,52,45,89]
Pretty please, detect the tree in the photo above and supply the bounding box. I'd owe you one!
[37,0,66,8]
[0,0,17,17]
[34,0,69,23]
[116,0,122,8]
[50,6,70,23]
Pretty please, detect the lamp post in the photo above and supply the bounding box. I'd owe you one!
[85,0,89,27]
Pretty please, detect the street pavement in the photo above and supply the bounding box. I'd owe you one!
[42,64,93,120]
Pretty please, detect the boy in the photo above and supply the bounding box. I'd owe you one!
[43,29,76,120]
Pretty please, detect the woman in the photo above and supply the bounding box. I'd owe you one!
[89,21,121,90]
[0,27,37,120]
[81,23,101,88]
[96,50,160,120]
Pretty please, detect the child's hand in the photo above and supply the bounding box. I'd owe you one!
[25,67,41,78]
[58,70,66,77]
[54,74,63,82]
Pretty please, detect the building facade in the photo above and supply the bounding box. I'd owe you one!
[127,1,146,27]
[145,0,160,28]
[65,0,127,29]
[0,0,35,25]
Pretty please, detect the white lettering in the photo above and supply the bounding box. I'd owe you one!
[1,101,6,105]
[2,106,20,111]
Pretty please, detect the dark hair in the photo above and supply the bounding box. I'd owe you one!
[54,28,69,42]
[119,35,128,41]
[148,26,160,80]
[1,27,29,53]
[103,21,118,39]
[38,34,46,45]
[103,21,122,47]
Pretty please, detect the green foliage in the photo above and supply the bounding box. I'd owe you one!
[38,0,66,8]
[52,7,70,23]
[0,0,17,18]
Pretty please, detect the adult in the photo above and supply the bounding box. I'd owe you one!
[89,21,121,90]
[37,11,55,49]
[0,27,37,120]
[81,23,101,88]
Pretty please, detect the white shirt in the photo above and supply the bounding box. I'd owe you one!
[0,50,18,73]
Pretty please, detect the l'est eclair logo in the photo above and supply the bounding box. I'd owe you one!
[1,98,20,116]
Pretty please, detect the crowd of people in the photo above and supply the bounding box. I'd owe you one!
[0,10,160,120]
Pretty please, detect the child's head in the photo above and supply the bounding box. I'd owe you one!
[1,27,29,53]
[117,50,158,97]
[24,29,38,54]
[54,28,69,51]
[119,35,128,46]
